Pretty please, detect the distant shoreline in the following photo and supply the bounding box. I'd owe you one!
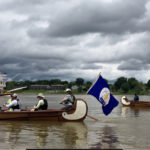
[15,89,150,96]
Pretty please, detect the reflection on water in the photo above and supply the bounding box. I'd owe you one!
[121,106,150,118]
[62,122,88,149]
[131,108,140,117]
[101,126,118,149]
[121,107,140,117]
[0,121,88,149]
[90,126,118,149]
[5,122,22,149]
[34,123,49,148]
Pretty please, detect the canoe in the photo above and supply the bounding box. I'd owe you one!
[121,96,150,107]
[0,98,88,121]
[0,91,12,96]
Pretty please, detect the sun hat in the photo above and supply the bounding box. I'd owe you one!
[65,88,71,92]
[11,93,17,97]
[37,93,45,98]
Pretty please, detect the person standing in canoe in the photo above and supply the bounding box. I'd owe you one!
[31,93,48,111]
[3,93,20,112]
[60,88,77,110]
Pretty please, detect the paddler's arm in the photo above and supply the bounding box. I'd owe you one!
[34,100,44,109]
[61,95,70,104]
[3,101,17,108]
[61,98,67,103]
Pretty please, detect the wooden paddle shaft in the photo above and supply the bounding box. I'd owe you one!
[87,114,98,121]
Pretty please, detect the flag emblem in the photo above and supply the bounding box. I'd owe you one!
[99,87,110,106]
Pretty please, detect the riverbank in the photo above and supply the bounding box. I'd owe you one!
[16,89,150,96]
[17,89,86,95]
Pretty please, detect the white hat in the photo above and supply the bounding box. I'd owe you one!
[65,88,71,92]
[37,93,45,98]
[12,93,17,97]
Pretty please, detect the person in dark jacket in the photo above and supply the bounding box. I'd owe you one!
[134,93,139,101]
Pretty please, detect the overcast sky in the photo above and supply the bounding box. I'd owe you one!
[0,0,150,82]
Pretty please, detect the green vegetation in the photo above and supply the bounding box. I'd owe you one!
[4,77,150,95]
[111,77,150,95]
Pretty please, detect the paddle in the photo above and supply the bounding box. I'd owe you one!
[87,114,98,121]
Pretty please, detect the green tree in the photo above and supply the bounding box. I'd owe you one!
[121,82,130,93]
[49,79,61,85]
[114,77,127,90]
[147,80,150,89]
[128,77,138,90]
[84,81,92,91]
[110,84,115,92]
[5,81,17,90]
[75,78,84,86]
[61,81,68,85]
[77,86,82,93]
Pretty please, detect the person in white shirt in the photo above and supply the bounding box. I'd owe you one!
[3,93,20,112]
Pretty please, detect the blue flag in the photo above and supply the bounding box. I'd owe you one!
[87,74,119,115]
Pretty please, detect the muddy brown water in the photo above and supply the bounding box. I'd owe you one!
[0,94,150,150]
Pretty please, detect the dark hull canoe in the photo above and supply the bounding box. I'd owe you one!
[121,96,150,107]
[0,99,88,121]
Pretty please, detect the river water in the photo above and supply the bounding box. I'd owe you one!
[0,94,150,150]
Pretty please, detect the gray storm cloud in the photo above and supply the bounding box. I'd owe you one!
[0,0,150,82]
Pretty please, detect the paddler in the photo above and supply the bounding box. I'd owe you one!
[3,93,20,112]
[4,94,13,111]
[134,93,139,101]
[60,88,77,110]
[30,93,48,111]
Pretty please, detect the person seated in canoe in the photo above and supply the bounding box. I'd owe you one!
[3,94,13,111]
[30,93,48,111]
[60,88,77,110]
[3,93,20,112]
[134,93,139,101]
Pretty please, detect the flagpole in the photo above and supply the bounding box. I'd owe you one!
[86,72,101,94]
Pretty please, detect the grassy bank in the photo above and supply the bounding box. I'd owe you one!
[112,90,150,95]
[16,89,150,95]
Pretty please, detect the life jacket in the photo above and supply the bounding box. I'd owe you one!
[9,100,20,110]
[38,99,48,110]
[7,99,13,111]
[70,95,76,105]
[64,95,77,110]
[65,95,76,105]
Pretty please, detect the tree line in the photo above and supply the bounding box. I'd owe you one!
[5,77,150,94]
